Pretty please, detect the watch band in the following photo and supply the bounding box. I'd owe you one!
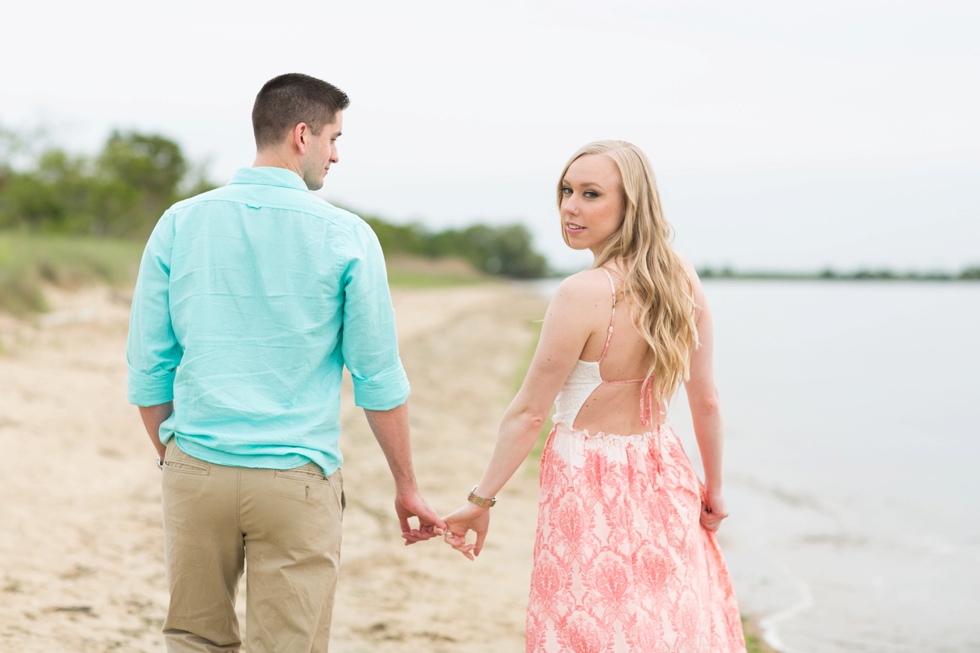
[467,485,496,508]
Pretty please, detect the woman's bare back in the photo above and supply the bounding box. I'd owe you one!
[566,267,661,436]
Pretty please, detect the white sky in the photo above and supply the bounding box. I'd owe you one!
[2,0,978,272]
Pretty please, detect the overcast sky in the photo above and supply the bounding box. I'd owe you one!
[2,0,978,271]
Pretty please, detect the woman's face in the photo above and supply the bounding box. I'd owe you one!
[560,154,625,255]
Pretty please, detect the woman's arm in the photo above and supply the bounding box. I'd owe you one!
[443,272,606,559]
[682,263,729,531]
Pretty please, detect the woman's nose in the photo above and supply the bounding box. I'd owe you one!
[562,196,578,215]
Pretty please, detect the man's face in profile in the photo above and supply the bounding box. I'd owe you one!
[300,113,343,191]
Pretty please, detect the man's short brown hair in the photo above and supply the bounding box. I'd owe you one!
[252,73,350,149]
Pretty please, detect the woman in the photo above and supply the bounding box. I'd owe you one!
[443,140,746,652]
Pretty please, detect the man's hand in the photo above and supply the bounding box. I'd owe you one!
[442,503,490,561]
[363,403,450,546]
[138,402,173,462]
[396,492,447,545]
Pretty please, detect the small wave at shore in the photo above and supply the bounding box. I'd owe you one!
[760,569,814,653]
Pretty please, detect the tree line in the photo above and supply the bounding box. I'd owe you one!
[0,127,548,278]
[698,266,980,281]
[0,127,214,239]
[361,217,547,279]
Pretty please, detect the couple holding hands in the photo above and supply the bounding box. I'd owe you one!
[127,73,746,653]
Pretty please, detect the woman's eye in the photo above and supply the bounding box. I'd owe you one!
[584,191,598,199]
[561,187,572,195]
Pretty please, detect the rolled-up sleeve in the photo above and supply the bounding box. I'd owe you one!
[126,213,183,406]
[341,221,410,410]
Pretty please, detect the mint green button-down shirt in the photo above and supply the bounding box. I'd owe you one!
[126,167,409,476]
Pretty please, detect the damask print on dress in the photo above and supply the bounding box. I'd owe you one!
[526,425,746,653]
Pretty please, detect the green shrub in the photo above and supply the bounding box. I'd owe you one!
[363,216,548,279]
[0,130,213,239]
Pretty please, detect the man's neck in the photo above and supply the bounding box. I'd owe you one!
[253,149,303,178]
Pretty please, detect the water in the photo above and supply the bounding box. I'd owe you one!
[526,279,980,652]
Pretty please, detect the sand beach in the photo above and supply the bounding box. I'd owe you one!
[0,282,553,652]
[6,277,976,652]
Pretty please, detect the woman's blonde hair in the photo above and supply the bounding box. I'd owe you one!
[558,140,698,401]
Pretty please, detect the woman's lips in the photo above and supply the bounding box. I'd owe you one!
[565,222,585,233]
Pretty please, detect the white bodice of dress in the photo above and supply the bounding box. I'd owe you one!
[552,359,604,428]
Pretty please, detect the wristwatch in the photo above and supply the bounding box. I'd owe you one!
[157,457,164,470]
[467,486,496,509]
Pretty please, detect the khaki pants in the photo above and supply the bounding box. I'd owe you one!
[161,439,344,653]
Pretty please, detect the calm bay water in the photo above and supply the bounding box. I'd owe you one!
[529,279,980,652]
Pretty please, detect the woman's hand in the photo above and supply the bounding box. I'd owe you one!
[442,503,490,561]
[700,488,729,531]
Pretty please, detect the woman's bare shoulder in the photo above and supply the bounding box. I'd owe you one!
[543,269,615,345]
[553,268,616,310]
[674,252,697,281]
[674,252,709,319]
[675,253,705,292]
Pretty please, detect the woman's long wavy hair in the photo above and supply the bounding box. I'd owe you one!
[558,140,698,401]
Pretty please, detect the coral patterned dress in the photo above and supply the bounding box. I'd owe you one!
[526,270,745,653]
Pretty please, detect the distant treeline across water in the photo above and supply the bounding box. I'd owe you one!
[698,266,980,281]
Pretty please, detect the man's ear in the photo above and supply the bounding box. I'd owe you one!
[292,123,310,154]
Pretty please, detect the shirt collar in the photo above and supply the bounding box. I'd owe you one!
[229,167,310,192]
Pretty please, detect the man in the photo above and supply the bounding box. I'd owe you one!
[126,73,445,653]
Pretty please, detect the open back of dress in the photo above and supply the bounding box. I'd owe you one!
[552,268,660,438]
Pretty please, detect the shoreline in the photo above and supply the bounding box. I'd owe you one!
[743,616,782,653]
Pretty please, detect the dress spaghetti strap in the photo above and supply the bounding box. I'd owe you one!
[597,268,617,364]
[596,268,660,429]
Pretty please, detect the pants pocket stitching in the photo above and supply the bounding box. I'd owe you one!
[275,469,331,484]
[163,460,210,476]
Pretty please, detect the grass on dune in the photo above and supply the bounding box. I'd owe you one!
[0,232,144,314]
[0,234,493,315]
[386,269,489,289]
[384,255,492,289]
